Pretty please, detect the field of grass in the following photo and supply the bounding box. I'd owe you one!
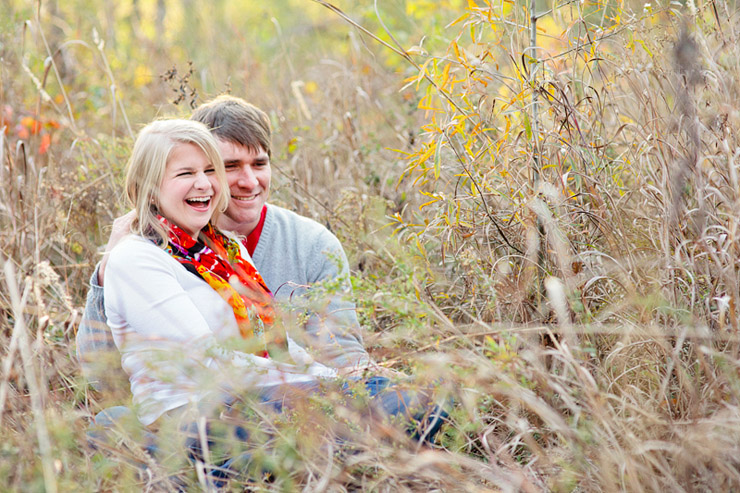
[2,0,740,491]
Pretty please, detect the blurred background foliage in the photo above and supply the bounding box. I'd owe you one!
[4,0,740,490]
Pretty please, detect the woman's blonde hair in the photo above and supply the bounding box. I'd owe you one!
[125,119,229,245]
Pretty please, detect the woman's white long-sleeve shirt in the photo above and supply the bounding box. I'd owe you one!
[104,235,337,426]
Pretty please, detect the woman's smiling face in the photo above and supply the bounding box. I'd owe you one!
[157,142,221,238]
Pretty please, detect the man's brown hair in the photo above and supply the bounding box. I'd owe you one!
[191,95,272,157]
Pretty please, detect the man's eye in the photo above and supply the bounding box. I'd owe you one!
[224,165,237,171]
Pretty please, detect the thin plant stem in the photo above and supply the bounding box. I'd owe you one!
[3,260,58,493]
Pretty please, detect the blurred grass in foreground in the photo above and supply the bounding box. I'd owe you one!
[3,0,740,490]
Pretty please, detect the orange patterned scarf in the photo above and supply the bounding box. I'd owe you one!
[160,217,284,356]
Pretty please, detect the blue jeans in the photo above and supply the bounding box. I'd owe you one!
[87,405,158,460]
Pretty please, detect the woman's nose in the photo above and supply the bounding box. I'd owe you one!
[194,172,212,189]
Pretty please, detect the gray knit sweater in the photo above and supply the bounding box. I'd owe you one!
[76,204,369,386]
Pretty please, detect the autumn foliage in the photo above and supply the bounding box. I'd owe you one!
[2,0,740,490]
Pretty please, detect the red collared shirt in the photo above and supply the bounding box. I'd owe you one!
[244,205,268,256]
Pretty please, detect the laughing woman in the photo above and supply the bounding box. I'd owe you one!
[103,119,336,429]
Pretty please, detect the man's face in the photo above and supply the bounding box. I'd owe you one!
[216,139,271,236]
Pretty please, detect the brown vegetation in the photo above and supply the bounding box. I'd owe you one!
[2,0,740,490]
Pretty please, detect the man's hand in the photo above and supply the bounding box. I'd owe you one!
[97,210,136,286]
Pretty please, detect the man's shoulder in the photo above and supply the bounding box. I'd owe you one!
[265,203,338,244]
[255,204,346,290]
[267,204,326,229]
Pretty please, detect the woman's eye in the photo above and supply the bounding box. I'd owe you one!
[205,168,216,174]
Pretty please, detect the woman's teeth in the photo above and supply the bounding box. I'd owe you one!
[186,197,210,205]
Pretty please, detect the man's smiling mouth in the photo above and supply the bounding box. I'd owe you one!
[232,194,259,202]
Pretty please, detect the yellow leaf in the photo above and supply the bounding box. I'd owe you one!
[447,12,470,27]
[635,39,654,57]
[441,63,451,89]
[420,197,441,210]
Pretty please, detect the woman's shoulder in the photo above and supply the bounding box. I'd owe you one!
[110,234,158,253]
[107,235,173,270]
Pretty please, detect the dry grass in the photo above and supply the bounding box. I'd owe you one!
[2,0,740,491]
